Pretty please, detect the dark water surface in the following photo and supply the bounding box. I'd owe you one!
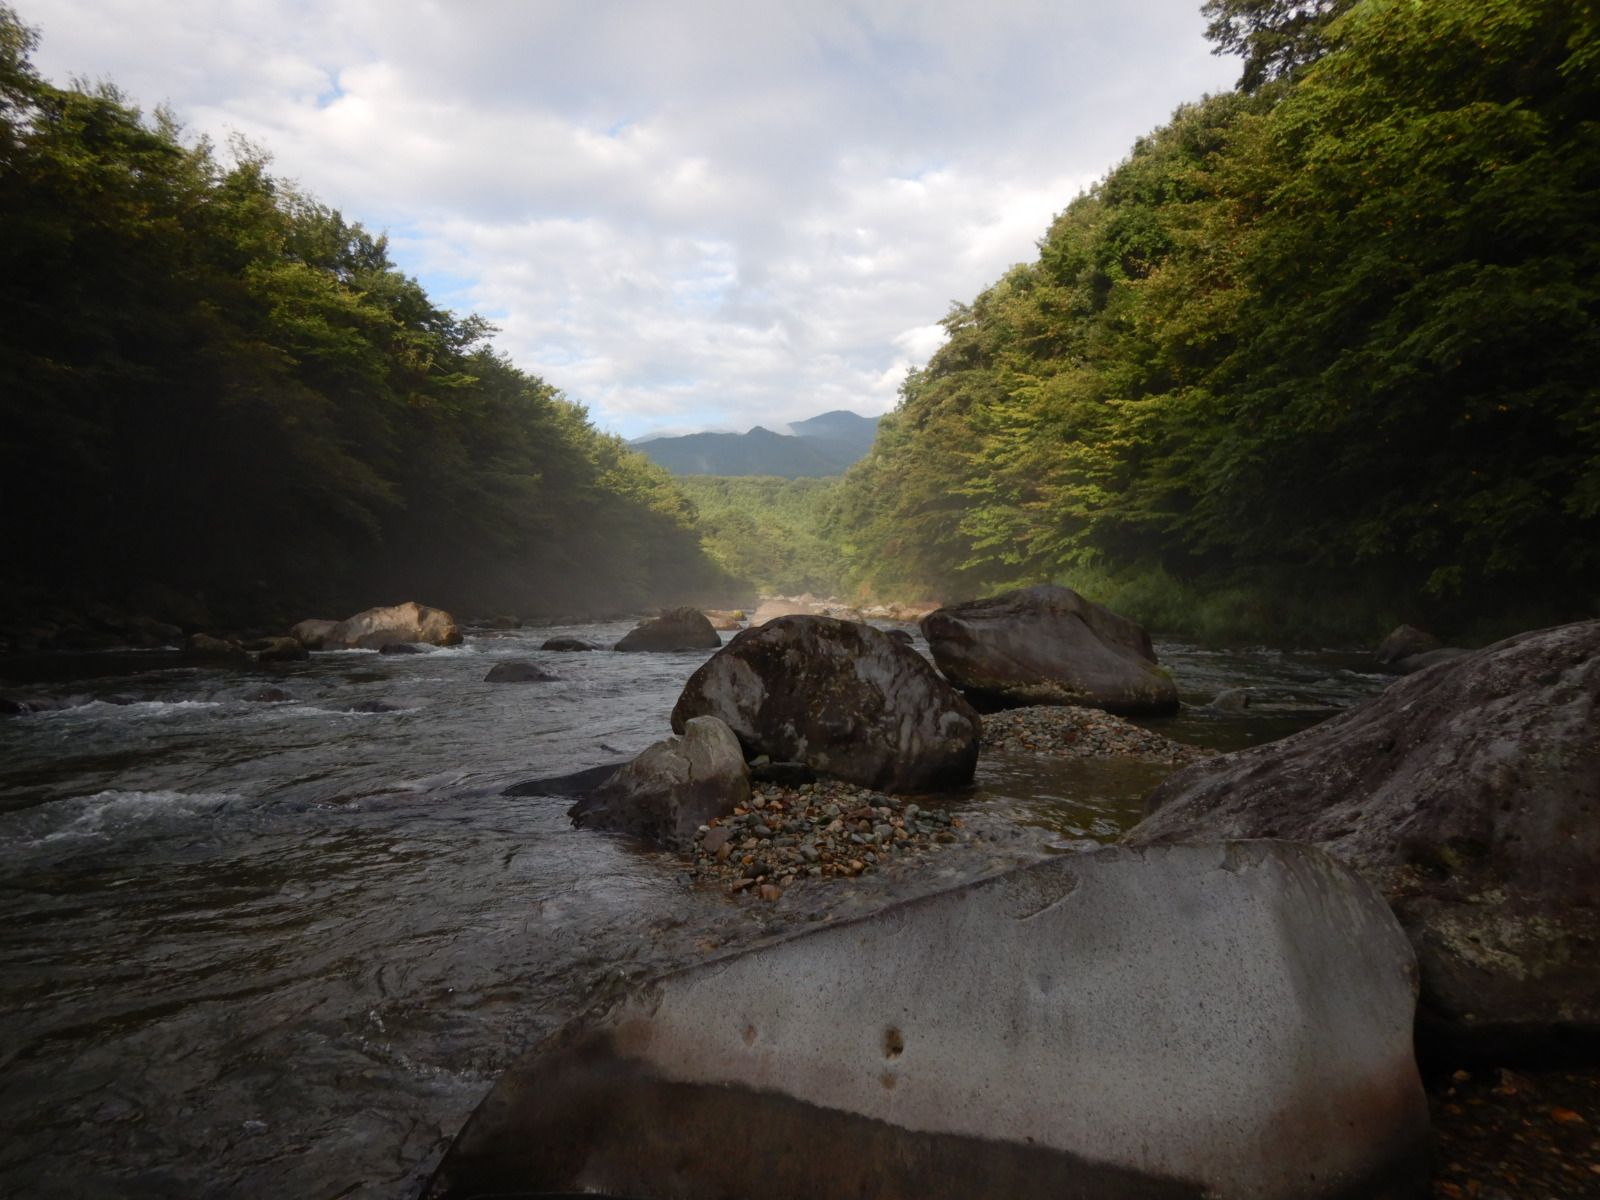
[0,623,1387,1198]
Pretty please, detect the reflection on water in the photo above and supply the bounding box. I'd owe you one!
[0,623,1385,1197]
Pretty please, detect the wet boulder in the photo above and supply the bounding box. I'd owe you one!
[670,615,979,793]
[613,607,721,652]
[568,716,748,850]
[322,602,463,650]
[424,842,1427,1200]
[289,618,339,649]
[541,636,602,652]
[185,632,250,662]
[484,661,557,683]
[378,642,425,656]
[1129,620,1600,1057]
[921,584,1178,715]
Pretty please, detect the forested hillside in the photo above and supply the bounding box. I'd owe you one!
[0,10,734,631]
[674,476,845,597]
[829,0,1599,642]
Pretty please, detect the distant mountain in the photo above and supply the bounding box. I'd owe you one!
[633,410,880,477]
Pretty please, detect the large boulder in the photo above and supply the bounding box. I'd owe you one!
[541,636,602,652]
[921,584,1178,715]
[323,602,462,650]
[1374,623,1440,667]
[568,717,748,849]
[613,607,722,652]
[484,661,557,683]
[424,842,1427,1200]
[670,615,979,793]
[1129,620,1600,1057]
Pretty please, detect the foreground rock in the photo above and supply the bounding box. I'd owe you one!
[671,616,980,793]
[425,842,1427,1200]
[322,602,462,650]
[613,607,722,652]
[921,584,1178,715]
[568,716,748,850]
[1130,620,1600,1057]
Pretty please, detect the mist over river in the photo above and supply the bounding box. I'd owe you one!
[0,621,1387,1198]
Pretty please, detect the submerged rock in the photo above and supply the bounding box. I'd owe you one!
[540,636,602,652]
[424,842,1427,1200]
[670,615,980,793]
[1130,620,1600,1058]
[613,607,721,652]
[568,716,748,849]
[921,584,1178,715]
[483,661,556,683]
[322,602,462,650]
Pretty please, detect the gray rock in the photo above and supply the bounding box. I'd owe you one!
[1130,620,1600,1057]
[185,632,249,662]
[568,716,749,850]
[921,584,1178,715]
[613,607,722,652]
[322,602,462,650]
[483,661,557,683]
[424,842,1427,1200]
[671,615,980,793]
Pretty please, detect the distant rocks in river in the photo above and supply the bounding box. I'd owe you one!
[1373,622,1470,674]
[319,601,462,650]
[289,618,339,649]
[424,842,1427,1200]
[671,615,980,793]
[749,595,864,626]
[568,716,749,850]
[613,607,721,652]
[483,661,557,683]
[540,636,602,652]
[700,608,745,631]
[185,632,250,662]
[250,636,309,662]
[921,584,1178,715]
[1130,619,1600,1058]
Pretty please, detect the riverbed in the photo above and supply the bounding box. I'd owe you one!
[0,621,1388,1198]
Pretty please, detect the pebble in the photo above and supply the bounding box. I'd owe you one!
[980,705,1211,764]
[689,778,977,900]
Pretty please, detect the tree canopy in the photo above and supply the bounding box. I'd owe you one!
[0,7,735,629]
[829,0,1600,641]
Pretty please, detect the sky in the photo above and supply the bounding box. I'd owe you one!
[28,1,1240,440]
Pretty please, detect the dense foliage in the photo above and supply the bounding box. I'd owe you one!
[830,0,1600,641]
[0,10,733,629]
[674,476,845,597]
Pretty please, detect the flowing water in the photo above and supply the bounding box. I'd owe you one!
[0,622,1389,1199]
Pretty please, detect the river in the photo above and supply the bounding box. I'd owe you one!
[0,620,1388,1198]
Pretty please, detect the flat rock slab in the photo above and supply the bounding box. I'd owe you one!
[425,841,1428,1200]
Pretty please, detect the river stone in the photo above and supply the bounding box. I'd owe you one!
[322,601,462,650]
[613,607,721,652]
[920,584,1178,715]
[1130,620,1600,1057]
[568,716,749,850]
[483,661,557,683]
[424,842,1427,1200]
[250,636,309,662]
[701,609,746,630]
[289,618,339,649]
[185,632,249,661]
[670,615,979,793]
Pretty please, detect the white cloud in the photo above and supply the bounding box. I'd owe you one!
[27,0,1240,438]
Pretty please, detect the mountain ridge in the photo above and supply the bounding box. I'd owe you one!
[633,409,879,477]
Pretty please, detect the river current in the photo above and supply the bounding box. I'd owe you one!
[0,620,1388,1198]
